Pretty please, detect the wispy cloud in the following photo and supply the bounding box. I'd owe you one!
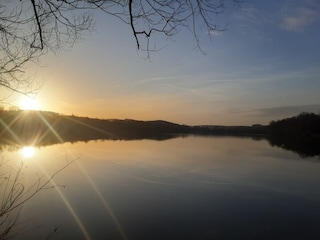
[280,0,319,32]
[232,4,277,27]
[255,104,320,118]
[281,7,317,31]
[207,30,224,36]
[230,4,277,40]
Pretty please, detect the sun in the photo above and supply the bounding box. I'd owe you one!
[19,97,40,111]
[21,146,36,158]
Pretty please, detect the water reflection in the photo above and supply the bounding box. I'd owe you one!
[1,136,320,239]
[1,132,320,160]
[1,110,319,160]
[267,134,320,159]
[101,134,320,159]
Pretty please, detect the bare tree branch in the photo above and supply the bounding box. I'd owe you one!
[0,0,238,95]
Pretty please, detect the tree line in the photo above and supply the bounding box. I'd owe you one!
[1,110,319,157]
[0,110,191,146]
[267,112,320,158]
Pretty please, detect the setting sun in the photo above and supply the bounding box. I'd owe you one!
[20,146,36,158]
[19,97,40,111]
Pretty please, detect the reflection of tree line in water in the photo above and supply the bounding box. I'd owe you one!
[0,110,320,158]
[0,111,319,239]
[267,112,320,158]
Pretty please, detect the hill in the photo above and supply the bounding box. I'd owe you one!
[267,112,320,158]
[0,110,191,145]
[1,110,319,158]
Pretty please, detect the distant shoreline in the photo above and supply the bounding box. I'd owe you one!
[0,110,319,158]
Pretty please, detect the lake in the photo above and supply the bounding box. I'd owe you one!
[1,136,320,240]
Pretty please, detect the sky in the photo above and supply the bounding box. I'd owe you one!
[4,0,320,126]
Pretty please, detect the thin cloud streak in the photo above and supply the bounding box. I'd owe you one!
[255,104,320,118]
[280,0,319,32]
[281,7,317,31]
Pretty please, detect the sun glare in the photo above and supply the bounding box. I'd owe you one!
[21,146,36,158]
[19,97,40,111]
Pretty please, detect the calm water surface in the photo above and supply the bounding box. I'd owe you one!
[2,136,320,240]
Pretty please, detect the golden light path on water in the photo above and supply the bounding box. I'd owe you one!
[17,113,126,239]
[32,151,93,240]
[13,111,93,239]
[3,109,127,240]
[31,151,127,240]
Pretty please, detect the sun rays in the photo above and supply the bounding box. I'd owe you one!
[0,108,126,240]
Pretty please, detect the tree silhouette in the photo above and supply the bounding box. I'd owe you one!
[0,0,238,95]
[0,2,238,236]
[268,113,320,158]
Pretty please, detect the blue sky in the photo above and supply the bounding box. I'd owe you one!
[11,0,320,125]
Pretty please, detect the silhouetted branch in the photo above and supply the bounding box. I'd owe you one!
[1,0,237,95]
[0,157,76,239]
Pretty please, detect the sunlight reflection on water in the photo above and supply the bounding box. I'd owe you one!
[2,136,320,240]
